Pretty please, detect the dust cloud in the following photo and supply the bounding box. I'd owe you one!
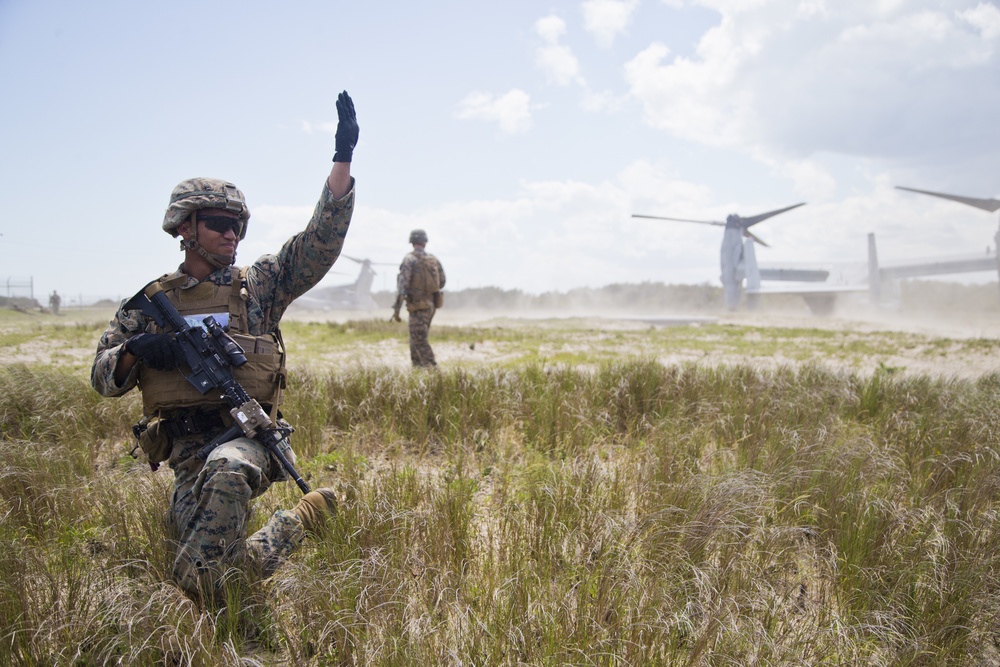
[288,279,1000,339]
[282,280,1000,378]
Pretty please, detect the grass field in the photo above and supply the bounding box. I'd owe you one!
[2,302,1000,665]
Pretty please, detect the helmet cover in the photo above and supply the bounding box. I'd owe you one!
[162,177,250,239]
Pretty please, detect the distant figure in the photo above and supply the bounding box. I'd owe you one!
[391,229,446,367]
[49,290,61,315]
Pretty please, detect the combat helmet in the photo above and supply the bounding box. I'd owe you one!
[162,177,251,239]
[409,228,428,245]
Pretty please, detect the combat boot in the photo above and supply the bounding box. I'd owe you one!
[291,488,337,536]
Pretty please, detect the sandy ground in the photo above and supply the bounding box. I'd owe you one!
[286,301,1000,339]
[279,304,1000,379]
[720,310,1000,378]
[5,303,999,379]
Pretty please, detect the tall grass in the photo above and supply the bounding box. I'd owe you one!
[3,358,1000,664]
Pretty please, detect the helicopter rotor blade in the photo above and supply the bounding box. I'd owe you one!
[631,214,725,227]
[635,204,804,246]
[739,203,807,228]
[895,186,1000,213]
[743,229,770,247]
[343,255,396,266]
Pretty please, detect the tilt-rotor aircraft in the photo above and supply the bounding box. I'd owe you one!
[636,187,1000,315]
[633,203,830,311]
[887,186,1000,300]
[295,255,396,311]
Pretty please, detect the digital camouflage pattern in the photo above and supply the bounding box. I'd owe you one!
[170,436,303,600]
[407,306,437,367]
[92,177,355,600]
[396,247,445,368]
[396,248,445,310]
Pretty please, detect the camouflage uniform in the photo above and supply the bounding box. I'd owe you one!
[92,178,355,600]
[396,247,446,367]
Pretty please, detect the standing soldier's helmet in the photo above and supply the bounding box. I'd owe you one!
[162,177,251,239]
[409,228,428,245]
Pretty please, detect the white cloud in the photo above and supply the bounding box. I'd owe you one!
[535,14,586,86]
[239,204,314,263]
[537,43,585,86]
[297,119,338,136]
[958,1,1000,40]
[582,0,640,48]
[621,159,714,216]
[455,89,535,135]
[581,88,626,112]
[624,40,751,147]
[794,0,829,21]
[535,14,568,44]
[624,0,1000,185]
[774,158,838,201]
[535,10,637,113]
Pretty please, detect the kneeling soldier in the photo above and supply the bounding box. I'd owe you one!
[91,92,359,603]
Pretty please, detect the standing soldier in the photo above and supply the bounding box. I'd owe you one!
[392,229,446,367]
[91,91,359,604]
[49,290,61,315]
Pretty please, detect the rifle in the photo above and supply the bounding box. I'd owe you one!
[123,280,311,494]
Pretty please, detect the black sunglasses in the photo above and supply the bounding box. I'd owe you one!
[200,215,243,236]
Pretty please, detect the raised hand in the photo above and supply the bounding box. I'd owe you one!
[333,90,359,163]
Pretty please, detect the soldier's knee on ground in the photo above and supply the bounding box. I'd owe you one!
[173,552,252,607]
[172,546,225,603]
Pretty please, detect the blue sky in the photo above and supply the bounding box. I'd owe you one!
[1,0,999,305]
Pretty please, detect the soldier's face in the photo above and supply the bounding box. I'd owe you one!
[189,208,240,259]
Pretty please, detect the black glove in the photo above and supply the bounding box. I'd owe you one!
[333,90,359,163]
[125,333,186,371]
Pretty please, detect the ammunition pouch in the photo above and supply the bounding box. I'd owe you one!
[132,419,171,471]
[406,291,442,311]
[406,297,432,312]
[131,410,230,471]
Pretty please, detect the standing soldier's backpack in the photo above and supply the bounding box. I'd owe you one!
[408,254,444,310]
